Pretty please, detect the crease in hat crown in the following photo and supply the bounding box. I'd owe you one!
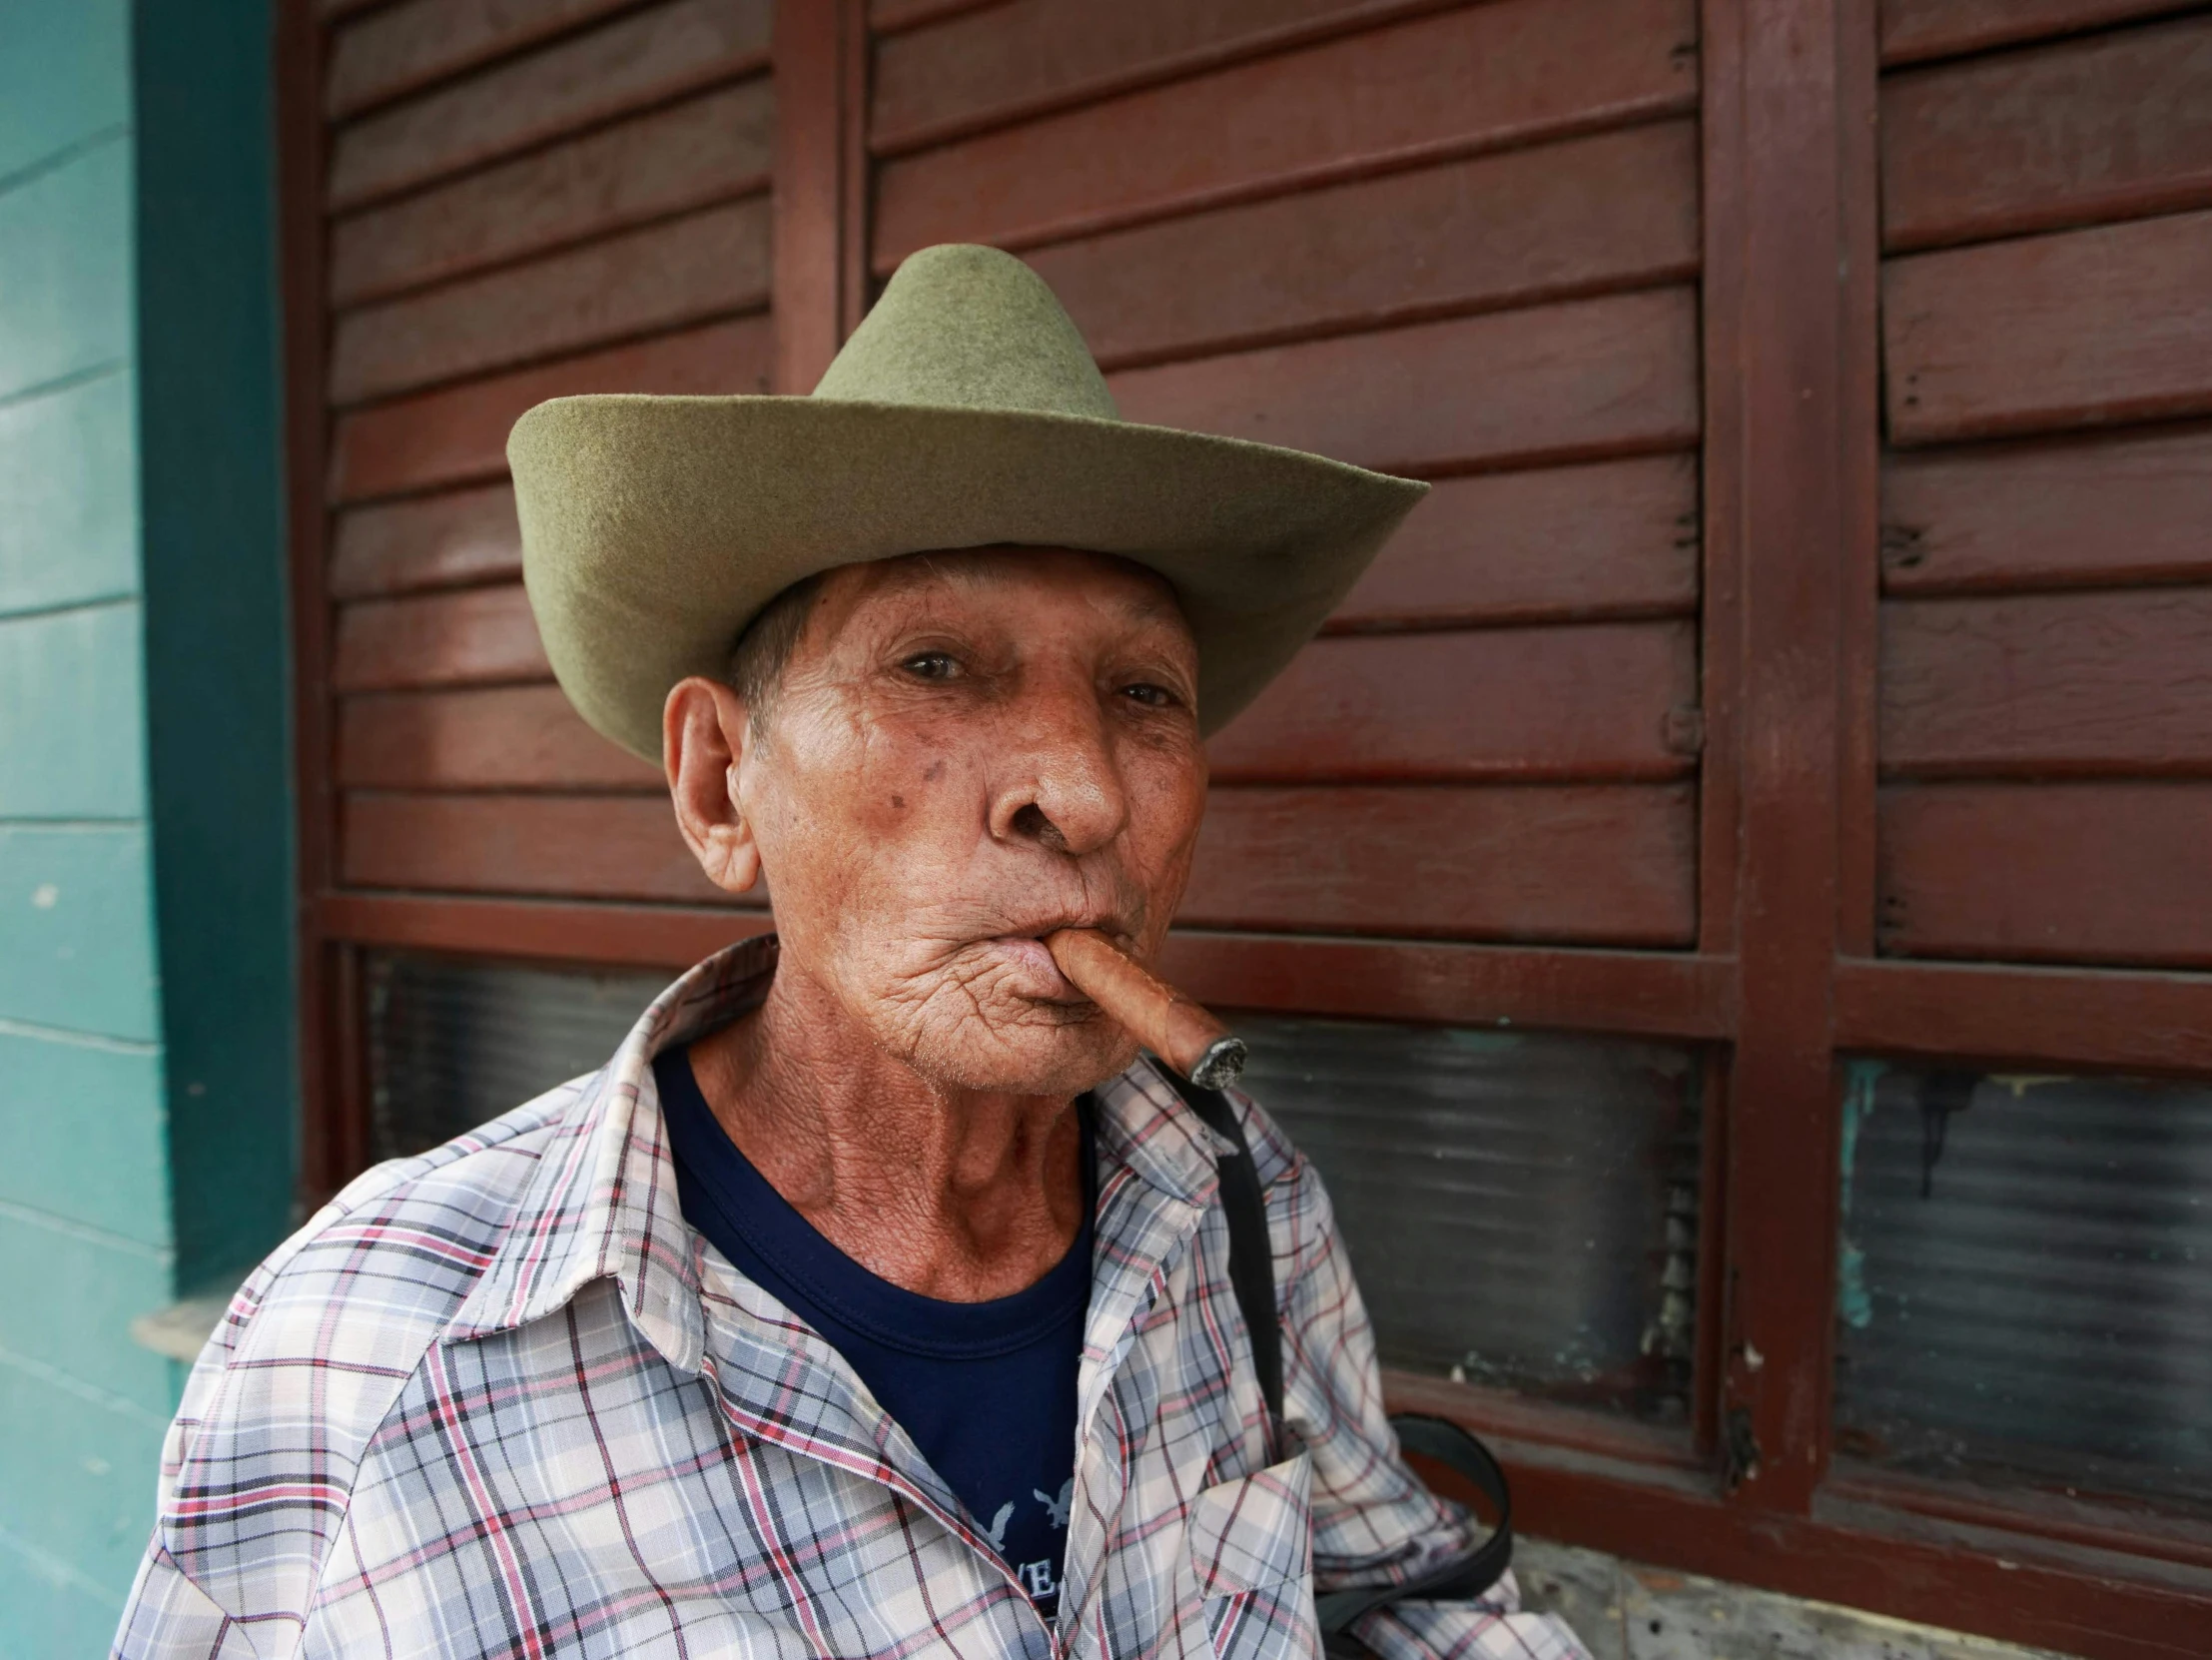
[811,245,1121,420]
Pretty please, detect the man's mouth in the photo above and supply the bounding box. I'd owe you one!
[976,915,1133,1003]
[990,936,1078,998]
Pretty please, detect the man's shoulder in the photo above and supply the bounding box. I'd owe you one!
[229,1082,586,1365]
[175,1079,597,1474]
[156,1076,608,1609]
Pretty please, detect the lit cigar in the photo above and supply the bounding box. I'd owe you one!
[1044,928,1247,1090]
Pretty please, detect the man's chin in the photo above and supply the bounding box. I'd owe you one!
[909,1023,1139,1099]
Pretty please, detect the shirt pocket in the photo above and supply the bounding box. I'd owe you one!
[1185,1452,1323,1660]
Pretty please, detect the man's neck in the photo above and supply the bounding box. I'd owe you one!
[687,966,1088,1302]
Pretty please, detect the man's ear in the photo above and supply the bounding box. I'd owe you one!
[664,676,762,895]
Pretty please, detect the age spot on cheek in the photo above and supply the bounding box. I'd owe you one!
[924,761,946,782]
[891,794,906,809]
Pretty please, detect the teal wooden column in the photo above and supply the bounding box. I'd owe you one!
[136,0,295,1301]
[0,2,292,1651]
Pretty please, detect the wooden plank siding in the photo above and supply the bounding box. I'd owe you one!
[332,620,1700,790]
[868,0,998,34]
[872,0,1458,154]
[1881,590,2212,775]
[327,0,773,210]
[1878,0,2192,65]
[1875,2,2212,975]
[1883,208,2212,445]
[329,482,522,599]
[1184,783,1698,942]
[1878,783,2212,965]
[330,81,774,306]
[1879,425,2212,595]
[310,0,778,941]
[307,0,1707,956]
[853,0,1708,956]
[338,684,655,790]
[1029,121,1701,371]
[329,198,772,403]
[1211,623,1699,783]
[325,0,646,118]
[1110,289,1700,477]
[328,315,773,500]
[332,585,550,693]
[873,0,1700,266]
[1881,13,2212,251]
[341,783,1700,945]
[1331,455,1701,629]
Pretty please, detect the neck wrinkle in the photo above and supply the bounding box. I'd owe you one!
[688,960,1088,1302]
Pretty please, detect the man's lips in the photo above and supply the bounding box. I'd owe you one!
[990,936,1077,998]
[976,925,1130,1002]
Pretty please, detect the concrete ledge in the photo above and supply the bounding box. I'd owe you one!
[1516,1537,2079,1660]
[127,1293,226,1362]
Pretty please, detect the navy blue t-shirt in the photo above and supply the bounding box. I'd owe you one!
[654,1048,1093,1614]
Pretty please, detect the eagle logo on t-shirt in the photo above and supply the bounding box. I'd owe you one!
[1035,1478,1074,1530]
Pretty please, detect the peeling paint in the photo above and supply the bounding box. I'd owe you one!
[1836,1060,1884,1330]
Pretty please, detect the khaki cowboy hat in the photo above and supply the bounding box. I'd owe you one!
[508,243,1428,761]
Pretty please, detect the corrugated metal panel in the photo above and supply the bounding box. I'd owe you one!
[1238,1015,1702,1421]
[365,952,670,1159]
[1836,1063,2212,1508]
[362,956,1705,1423]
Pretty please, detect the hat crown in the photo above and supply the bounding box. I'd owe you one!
[811,245,1120,421]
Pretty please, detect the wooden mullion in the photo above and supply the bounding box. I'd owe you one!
[277,0,347,1200]
[1836,0,1883,959]
[1385,1370,1699,1472]
[771,0,847,393]
[839,0,872,337]
[1690,1053,1731,1456]
[320,891,773,969]
[1694,9,1745,959]
[1158,932,1730,1038]
[1705,0,1870,1513]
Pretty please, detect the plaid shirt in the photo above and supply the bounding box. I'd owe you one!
[115,938,1586,1660]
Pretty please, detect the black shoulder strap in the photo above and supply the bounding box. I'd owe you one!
[1311,1417,1514,1637]
[1148,1061,1514,1638]
[1153,1061,1284,1421]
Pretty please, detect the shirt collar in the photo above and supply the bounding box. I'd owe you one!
[444,934,781,1367]
[444,935,1233,1371]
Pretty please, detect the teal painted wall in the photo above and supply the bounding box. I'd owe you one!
[0,1,292,1651]
[0,3,172,1644]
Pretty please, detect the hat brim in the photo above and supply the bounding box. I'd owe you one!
[508,395,1428,761]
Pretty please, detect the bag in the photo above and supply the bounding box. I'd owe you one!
[1155,1064,1514,1651]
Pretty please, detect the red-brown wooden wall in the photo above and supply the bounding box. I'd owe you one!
[1875,2,2212,970]
[275,2,2212,1653]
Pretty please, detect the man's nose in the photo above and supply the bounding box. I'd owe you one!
[987,681,1128,857]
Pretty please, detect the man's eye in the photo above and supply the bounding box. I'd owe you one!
[901,652,958,681]
[1120,682,1177,709]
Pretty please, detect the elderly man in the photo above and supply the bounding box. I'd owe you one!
[116,247,1585,1660]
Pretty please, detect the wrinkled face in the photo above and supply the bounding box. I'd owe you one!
[723,547,1207,1094]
